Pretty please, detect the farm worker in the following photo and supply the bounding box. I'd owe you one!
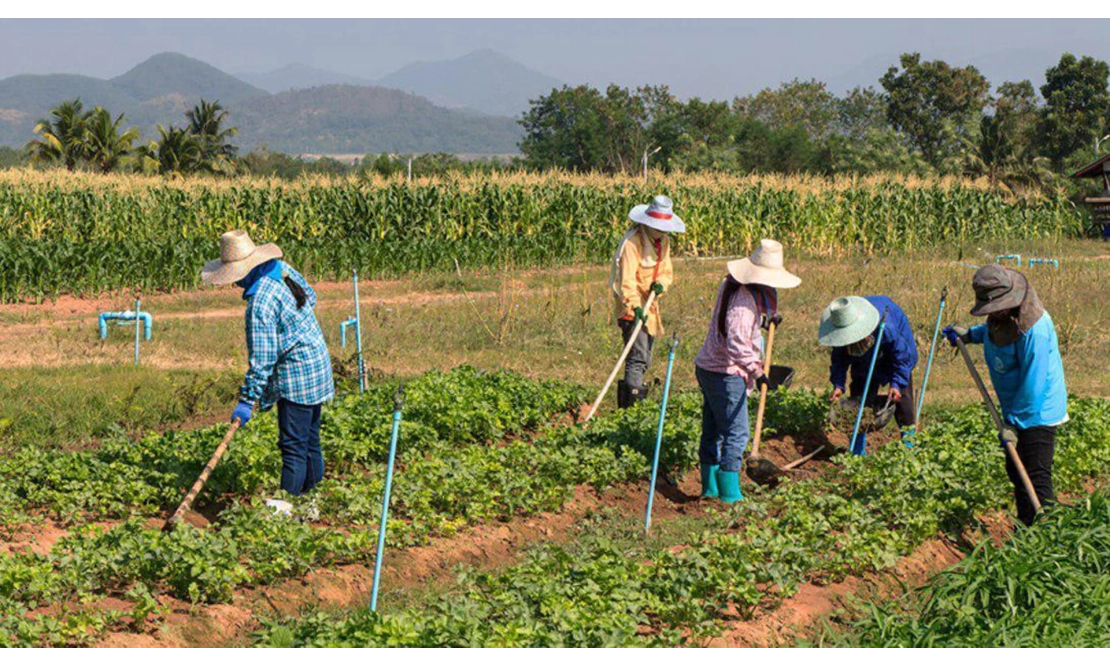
[818,295,918,455]
[201,230,334,513]
[694,239,800,502]
[943,265,1067,527]
[609,195,685,408]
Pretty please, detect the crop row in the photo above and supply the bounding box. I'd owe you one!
[0,366,827,646]
[0,169,1085,301]
[255,397,1110,647]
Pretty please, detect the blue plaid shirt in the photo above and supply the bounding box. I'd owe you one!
[240,262,334,410]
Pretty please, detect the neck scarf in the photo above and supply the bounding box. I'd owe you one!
[237,259,283,300]
[987,273,1044,346]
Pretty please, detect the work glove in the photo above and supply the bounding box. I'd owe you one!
[232,400,253,426]
[831,386,845,402]
[942,326,970,348]
[650,282,664,296]
[633,306,648,324]
[998,425,1019,449]
[754,374,770,392]
[761,312,783,331]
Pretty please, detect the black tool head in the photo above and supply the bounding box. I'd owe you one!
[747,457,784,487]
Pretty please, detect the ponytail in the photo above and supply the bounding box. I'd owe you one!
[716,275,742,339]
[284,274,308,309]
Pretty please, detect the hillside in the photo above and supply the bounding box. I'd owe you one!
[377,48,563,118]
[0,52,523,154]
[234,85,522,154]
[237,63,374,93]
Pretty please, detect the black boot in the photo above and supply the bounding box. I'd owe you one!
[617,380,632,408]
[628,383,647,405]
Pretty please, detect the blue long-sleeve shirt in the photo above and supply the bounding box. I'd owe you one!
[829,295,918,391]
[968,313,1067,429]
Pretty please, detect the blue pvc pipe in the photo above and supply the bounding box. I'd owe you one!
[370,386,404,612]
[849,310,888,455]
[353,270,365,395]
[339,318,357,348]
[644,335,679,534]
[915,288,947,426]
[99,311,153,341]
[133,298,141,366]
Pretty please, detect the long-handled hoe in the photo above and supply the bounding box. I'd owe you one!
[163,417,242,531]
[745,321,824,486]
[644,334,678,535]
[915,287,947,429]
[954,339,1042,516]
[583,290,657,423]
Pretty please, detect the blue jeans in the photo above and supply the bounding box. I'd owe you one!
[696,366,751,472]
[277,399,325,496]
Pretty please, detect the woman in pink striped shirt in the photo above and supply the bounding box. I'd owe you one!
[694,240,800,503]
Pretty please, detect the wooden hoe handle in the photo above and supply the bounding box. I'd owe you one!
[164,419,241,530]
[749,321,777,459]
[584,290,658,423]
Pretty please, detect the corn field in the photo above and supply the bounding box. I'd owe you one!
[0,169,1086,301]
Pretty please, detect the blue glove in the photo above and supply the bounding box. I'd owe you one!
[232,400,253,426]
[942,326,969,348]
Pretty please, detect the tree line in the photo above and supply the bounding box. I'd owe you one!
[23,99,239,176]
[519,51,1110,194]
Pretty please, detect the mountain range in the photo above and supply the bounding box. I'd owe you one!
[0,50,566,155]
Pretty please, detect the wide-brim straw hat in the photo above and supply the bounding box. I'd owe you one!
[727,239,801,289]
[818,296,880,347]
[201,230,283,286]
[629,194,686,233]
[970,264,1027,316]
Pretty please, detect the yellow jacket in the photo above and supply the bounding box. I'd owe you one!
[609,225,674,338]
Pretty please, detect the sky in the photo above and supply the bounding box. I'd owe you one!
[3,19,1110,99]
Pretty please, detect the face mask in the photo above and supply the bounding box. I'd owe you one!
[846,335,874,357]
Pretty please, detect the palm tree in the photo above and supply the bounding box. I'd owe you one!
[186,99,239,174]
[964,114,1055,195]
[138,125,202,177]
[26,99,90,171]
[83,107,140,174]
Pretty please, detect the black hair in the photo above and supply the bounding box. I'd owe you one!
[284,275,308,309]
[717,275,742,339]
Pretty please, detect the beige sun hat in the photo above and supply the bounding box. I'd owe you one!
[201,230,283,286]
[727,239,801,289]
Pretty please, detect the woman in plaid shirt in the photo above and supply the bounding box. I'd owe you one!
[202,231,335,501]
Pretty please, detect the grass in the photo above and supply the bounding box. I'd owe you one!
[0,239,1106,449]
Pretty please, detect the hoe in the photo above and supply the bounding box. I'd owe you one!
[163,417,242,531]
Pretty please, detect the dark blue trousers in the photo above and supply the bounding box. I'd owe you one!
[277,399,324,496]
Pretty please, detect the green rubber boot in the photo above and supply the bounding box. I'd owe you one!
[700,464,720,498]
[715,469,743,504]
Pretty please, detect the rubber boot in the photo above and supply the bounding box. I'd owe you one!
[715,469,743,503]
[901,426,916,449]
[850,432,868,456]
[617,380,631,409]
[629,383,647,405]
[700,464,720,498]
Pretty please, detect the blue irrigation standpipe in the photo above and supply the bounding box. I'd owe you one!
[849,308,888,455]
[353,269,366,395]
[915,287,947,427]
[370,384,404,612]
[133,289,142,366]
[644,334,679,535]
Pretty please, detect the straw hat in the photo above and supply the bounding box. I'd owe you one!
[629,195,685,233]
[726,239,801,289]
[817,296,880,347]
[970,264,1027,316]
[201,230,283,286]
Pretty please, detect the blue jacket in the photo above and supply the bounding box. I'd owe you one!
[968,312,1067,429]
[830,295,918,391]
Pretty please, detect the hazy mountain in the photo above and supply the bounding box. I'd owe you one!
[0,52,523,154]
[377,48,563,118]
[234,85,521,154]
[111,52,266,103]
[238,63,375,93]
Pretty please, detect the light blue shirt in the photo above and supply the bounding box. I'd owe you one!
[968,312,1067,429]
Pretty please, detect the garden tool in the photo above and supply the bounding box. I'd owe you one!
[954,339,1042,515]
[371,385,405,612]
[847,308,888,456]
[644,334,678,534]
[746,320,785,487]
[584,290,657,422]
[163,417,241,531]
[915,287,947,428]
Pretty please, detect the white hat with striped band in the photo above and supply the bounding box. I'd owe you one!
[628,195,685,233]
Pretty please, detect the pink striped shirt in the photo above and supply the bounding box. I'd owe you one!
[694,280,765,388]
